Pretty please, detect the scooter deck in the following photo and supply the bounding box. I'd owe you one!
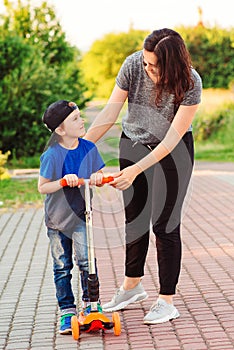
[71,311,121,339]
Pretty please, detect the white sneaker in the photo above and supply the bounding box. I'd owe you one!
[143,298,180,324]
[102,282,148,312]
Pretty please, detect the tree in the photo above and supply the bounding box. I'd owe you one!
[177,26,234,88]
[0,0,90,157]
[2,0,74,65]
[81,29,149,98]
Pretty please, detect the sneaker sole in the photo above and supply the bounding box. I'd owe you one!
[102,292,148,312]
[143,309,180,325]
[59,328,72,335]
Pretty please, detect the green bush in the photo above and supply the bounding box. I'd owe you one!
[177,26,234,89]
[193,101,234,162]
[193,103,234,141]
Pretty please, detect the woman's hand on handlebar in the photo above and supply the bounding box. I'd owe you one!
[110,165,142,190]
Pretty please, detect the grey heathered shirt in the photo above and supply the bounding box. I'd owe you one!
[116,50,202,144]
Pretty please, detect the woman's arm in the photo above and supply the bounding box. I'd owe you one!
[84,85,128,143]
[111,104,199,190]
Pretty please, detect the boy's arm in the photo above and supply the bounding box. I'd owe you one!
[38,174,80,194]
[38,176,62,194]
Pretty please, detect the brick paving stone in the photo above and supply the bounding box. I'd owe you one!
[0,162,234,349]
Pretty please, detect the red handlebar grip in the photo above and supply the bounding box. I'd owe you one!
[60,176,114,187]
[60,178,85,187]
[101,176,114,184]
[60,179,68,187]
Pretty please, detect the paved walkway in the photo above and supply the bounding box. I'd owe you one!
[0,162,234,350]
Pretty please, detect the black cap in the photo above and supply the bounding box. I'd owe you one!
[42,100,78,132]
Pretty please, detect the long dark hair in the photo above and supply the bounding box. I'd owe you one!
[144,28,194,106]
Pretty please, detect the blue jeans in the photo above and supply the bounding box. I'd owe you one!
[47,222,90,311]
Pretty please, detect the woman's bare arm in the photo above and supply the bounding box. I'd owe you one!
[84,85,128,143]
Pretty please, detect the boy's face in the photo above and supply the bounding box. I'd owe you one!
[60,108,86,138]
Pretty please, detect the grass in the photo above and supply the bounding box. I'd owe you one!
[195,143,234,162]
[0,178,43,210]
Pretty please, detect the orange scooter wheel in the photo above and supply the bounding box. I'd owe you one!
[112,312,121,336]
[71,315,80,340]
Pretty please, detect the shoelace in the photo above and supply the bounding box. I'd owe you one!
[150,301,166,313]
[113,288,122,300]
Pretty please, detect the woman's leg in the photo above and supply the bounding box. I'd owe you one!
[102,136,151,311]
[119,135,154,288]
[152,132,194,299]
[143,133,194,324]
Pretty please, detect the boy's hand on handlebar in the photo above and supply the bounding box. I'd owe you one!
[63,174,80,187]
[90,172,104,186]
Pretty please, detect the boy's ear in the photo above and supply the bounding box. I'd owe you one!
[55,126,65,136]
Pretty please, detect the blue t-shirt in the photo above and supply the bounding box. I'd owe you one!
[40,138,105,233]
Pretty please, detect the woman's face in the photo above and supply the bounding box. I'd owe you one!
[142,49,159,83]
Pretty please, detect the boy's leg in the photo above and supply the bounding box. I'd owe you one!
[47,228,76,309]
[72,220,90,303]
[47,228,76,334]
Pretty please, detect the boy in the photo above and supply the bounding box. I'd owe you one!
[38,100,104,334]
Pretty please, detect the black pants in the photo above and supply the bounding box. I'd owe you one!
[119,132,194,295]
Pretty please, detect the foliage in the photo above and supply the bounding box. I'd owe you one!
[0,150,11,180]
[2,0,74,65]
[193,97,234,162]
[0,0,90,158]
[81,29,149,98]
[193,87,234,141]
[177,25,234,89]
[193,106,230,141]
[7,152,41,169]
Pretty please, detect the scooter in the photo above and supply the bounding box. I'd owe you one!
[60,176,121,340]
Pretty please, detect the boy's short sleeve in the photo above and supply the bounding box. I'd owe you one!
[40,152,55,180]
[92,145,105,172]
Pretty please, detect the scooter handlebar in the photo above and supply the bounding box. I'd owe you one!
[60,176,114,187]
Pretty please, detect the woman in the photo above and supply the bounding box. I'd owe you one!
[84,28,202,324]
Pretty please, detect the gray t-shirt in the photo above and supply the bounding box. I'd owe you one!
[116,50,202,143]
